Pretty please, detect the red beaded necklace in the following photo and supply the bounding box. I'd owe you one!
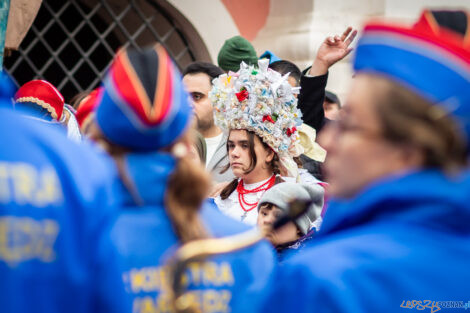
[237,175,276,217]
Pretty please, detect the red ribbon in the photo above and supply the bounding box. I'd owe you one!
[237,175,276,213]
[236,89,249,102]
[286,126,297,136]
[262,115,275,124]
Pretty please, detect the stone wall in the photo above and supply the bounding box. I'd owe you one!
[252,0,470,102]
[170,0,469,102]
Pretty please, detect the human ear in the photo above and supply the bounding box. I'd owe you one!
[264,148,274,163]
[400,144,425,168]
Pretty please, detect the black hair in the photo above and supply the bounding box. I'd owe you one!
[269,60,301,86]
[431,10,467,36]
[183,62,225,80]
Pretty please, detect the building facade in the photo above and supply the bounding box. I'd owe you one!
[4,0,469,102]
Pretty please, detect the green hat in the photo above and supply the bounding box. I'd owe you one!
[217,36,258,72]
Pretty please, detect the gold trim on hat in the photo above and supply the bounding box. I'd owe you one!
[16,96,59,120]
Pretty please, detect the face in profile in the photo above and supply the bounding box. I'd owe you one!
[319,74,416,199]
[227,129,274,183]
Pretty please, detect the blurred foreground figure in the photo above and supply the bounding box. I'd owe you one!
[14,80,65,122]
[0,75,130,312]
[88,45,275,313]
[266,9,470,313]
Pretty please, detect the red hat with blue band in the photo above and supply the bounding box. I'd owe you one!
[95,44,192,151]
[14,80,65,121]
[353,10,470,144]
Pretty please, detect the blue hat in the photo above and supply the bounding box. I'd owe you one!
[353,10,470,143]
[96,45,192,151]
[259,50,281,64]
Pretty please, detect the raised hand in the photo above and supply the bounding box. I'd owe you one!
[309,26,358,76]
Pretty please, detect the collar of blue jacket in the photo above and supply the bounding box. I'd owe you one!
[118,152,175,207]
[320,169,470,237]
[264,169,470,313]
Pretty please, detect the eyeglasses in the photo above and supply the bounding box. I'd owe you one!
[328,118,383,141]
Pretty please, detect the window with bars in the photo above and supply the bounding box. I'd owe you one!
[4,0,209,102]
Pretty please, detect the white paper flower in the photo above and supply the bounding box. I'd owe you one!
[210,60,303,159]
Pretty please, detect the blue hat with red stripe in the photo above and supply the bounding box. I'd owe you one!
[354,10,470,142]
[96,45,191,151]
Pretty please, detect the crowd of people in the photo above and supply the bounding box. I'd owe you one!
[1,7,470,313]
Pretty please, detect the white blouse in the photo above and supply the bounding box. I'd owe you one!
[214,176,274,226]
[214,170,323,226]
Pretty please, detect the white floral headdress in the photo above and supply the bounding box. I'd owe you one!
[210,59,304,177]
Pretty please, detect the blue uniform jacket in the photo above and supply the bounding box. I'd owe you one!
[266,170,470,313]
[0,107,130,312]
[110,152,276,313]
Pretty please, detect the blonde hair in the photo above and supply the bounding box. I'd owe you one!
[166,152,210,243]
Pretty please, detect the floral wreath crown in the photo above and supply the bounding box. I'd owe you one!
[210,59,303,159]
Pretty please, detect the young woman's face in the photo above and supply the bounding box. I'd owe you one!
[257,204,301,245]
[319,74,417,199]
[227,129,274,183]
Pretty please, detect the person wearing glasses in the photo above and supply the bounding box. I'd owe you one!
[265,9,470,313]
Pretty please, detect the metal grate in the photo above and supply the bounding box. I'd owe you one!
[4,0,205,102]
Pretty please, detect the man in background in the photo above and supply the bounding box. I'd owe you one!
[183,62,234,183]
